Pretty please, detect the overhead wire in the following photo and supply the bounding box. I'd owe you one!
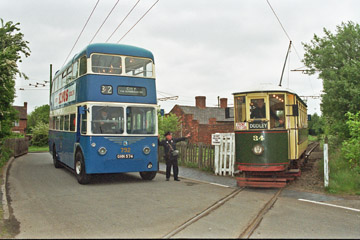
[266,0,317,95]
[106,0,141,42]
[62,0,100,67]
[117,0,160,43]
[265,0,302,62]
[89,0,120,44]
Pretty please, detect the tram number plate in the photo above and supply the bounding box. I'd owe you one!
[116,154,134,159]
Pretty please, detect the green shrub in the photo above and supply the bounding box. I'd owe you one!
[341,112,360,170]
[31,122,49,146]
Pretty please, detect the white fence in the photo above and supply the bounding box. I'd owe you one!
[212,133,235,176]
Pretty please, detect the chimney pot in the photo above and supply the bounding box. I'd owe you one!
[220,98,227,109]
[195,96,206,109]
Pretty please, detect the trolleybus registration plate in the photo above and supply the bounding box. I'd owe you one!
[116,154,134,159]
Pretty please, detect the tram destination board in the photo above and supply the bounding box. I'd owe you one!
[249,121,268,130]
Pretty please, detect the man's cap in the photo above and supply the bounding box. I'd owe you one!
[164,131,171,137]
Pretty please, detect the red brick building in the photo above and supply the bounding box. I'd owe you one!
[169,96,234,145]
[12,102,28,134]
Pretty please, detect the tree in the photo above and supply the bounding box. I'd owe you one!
[27,104,50,133]
[308,113,324,136]
[158,113,181,140]
[303,21,360,142]
[0,19,30,138]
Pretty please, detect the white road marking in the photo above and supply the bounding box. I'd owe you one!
[298,198,360,212]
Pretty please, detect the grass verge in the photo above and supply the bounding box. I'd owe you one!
[320,148,360,195]
[28,145,49,153]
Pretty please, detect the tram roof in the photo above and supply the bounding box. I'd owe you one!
[232,84,307,106]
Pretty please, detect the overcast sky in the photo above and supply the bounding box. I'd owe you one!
[3,0,360,114]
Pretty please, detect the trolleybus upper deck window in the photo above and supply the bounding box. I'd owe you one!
[125,57,153,77]
[92,54,122,74]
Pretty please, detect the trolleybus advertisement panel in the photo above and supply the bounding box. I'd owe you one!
[52,83,76,108]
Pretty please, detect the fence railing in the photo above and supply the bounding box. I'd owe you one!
[1,138,29,157]
[158,142,215,171]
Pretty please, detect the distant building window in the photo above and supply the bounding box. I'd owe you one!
[14,120,19,127]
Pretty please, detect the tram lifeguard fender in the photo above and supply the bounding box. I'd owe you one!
[238,165,286,172]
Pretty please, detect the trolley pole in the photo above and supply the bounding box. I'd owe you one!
[324,136,329,188]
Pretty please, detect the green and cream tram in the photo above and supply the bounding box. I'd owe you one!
[233,86,308,187]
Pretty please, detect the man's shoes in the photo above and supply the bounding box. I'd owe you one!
[166,178,169,181]
[174,178,180,181]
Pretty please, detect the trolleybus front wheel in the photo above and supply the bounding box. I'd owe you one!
[75,151,91,184]
[139,171,157,180]
[53,145,62,169]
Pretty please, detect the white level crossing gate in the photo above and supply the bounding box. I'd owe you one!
[212,133,235,176]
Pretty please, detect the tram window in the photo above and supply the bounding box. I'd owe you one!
[125,57,153,77]
[126,107,156,134]
[270,94,285,129]
[70,114,76,131]
[235,96,246,122]
[250,99,266,119]
[64,115,70,131]
[79,56,87,76]
[92,106,124,134]
[92,54,122,74]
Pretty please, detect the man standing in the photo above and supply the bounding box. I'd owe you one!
[159,132,190,181]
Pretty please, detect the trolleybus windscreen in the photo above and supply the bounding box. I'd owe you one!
[92,106,124,134]
[126,107,156,134]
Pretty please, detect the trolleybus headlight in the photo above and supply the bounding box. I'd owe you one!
[143,146,151,155]
[147,162,153,169]
[252,144,264,155]
[98,147,107,155]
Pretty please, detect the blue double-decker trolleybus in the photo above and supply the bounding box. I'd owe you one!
[49,43,158,184]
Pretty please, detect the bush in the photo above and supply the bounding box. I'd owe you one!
[341,112,360,171]
[31,122,49,146]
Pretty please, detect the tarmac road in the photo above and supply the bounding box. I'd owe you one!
[4,153,360,238]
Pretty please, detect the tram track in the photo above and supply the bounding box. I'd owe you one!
[238,188,283,239]
[162,187,244,239]
[161,142,319,239]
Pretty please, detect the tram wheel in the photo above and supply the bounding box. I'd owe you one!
[75,151,91,184]
[53,145,62,168]
[139,171,157,180]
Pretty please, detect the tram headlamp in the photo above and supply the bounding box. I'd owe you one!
[98,147,107,155]
[147,162,153,169]
[152,143,156,147]
[143,146,151,155]
[91,142,96,148]
[252,144,264,156]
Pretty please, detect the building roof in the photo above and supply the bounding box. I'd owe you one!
[175,105,234,124]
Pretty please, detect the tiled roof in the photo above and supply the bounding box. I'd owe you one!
[176,106,234,124]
